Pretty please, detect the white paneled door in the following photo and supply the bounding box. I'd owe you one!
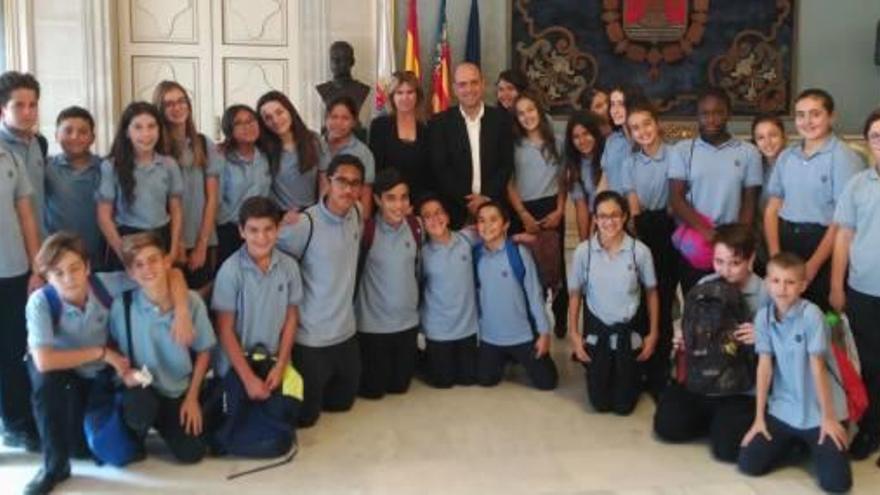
[118,0,303,139]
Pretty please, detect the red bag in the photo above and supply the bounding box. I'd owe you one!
[830,343,869,423]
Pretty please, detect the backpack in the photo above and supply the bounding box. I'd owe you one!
[472,239,536,333]
[676,278,754,395]
[824,313,868,423]
[42,274,113,328]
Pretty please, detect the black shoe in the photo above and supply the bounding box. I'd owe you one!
[23,468,70,495]
[3,430,40,453]
[849,431,880,460]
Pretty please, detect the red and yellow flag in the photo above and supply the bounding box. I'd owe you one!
[431,0,451,113]
[404,0,421,80]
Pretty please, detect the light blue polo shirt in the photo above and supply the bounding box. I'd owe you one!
[277,199,362,347]
[513,138,564,201]
[110,289,215,398]
[271,134,327,211]
[754,299,848,429]
[212,246,303,377]
[26,271,136,378]
[0,123,45,237]
[45,153,103,264]
[0,144,35,278]
[421,230,479,342]
[215,147,272,226]
[319,136,376,184]
[569,156,599,208]
[621,144,672,211]
[356,216,421,334]
[669,137,763,224]
[96,154,184,229]
[698,272,769,317]
[767,136,863,226]
[567,234,656,326]
[600,130,632,194]
[834,167,880,296]
[476,243,549,346]
[179,138,221,249]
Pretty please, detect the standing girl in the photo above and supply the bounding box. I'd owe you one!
[750,114,787,276]
[256,90,323,213]
[764,89,863,310]
[495,69,530,112]
[322,96,375,218]
[567,191,659,414]
[601,85,642,194]
[621,101,677,398]
[564,111,606,241]
[153,81,218,293]
[214,105,272,265]
[97,102,183,271]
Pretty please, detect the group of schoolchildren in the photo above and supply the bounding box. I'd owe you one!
[0,64,877,495]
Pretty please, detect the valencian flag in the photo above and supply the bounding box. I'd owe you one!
[464,0,480,65]
[404,0,421,79]
[374,0,396,113]
[431,0,451,113]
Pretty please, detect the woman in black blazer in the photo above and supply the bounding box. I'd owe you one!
[369,70,431,201]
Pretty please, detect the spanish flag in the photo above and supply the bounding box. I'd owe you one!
[374,0,395,113]
[431,0,451,113]
[404,0,421,80]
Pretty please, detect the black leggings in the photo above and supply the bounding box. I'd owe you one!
[653,383,754,462]
[122,386,206,464]
[0,273,35,436]
[423,335,478,388]
[216,222,243,268]
[779,219,830,311]
[582,309,643,415]
[635,210,678,394]
[293,335,361,428]
[358,327,419,399]
[477,340,558,391]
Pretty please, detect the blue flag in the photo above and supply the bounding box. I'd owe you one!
[464,0,480,65]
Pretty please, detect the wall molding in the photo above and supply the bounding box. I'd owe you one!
[83,0,119,153]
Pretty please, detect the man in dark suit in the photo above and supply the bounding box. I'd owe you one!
[430,63,514,228]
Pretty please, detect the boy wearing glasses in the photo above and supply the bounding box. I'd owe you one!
[829,109,880,462]
[278,154,364,427]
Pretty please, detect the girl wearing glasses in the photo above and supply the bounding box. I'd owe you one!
[567,191,659,415]
[214,105,271,265]
[764,89,863,310]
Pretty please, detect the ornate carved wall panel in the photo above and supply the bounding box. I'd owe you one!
[223,58,287,107]
[129,0,198,44]
[131,56,200,115]
[221,0,287,46]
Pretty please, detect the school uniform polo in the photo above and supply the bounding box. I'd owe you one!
[698,272,770,317]
[277,199,361,347]
[621,144,671,211]
[179,139,221,249]
[754,299,848,429]
[834,167,880,297]
[211,247,303,376]
[96,154,184,229]
[271,134,327,211]
[319,135,376,183]
[513,138,563,202]
[109,289,215,398]
[421,231,479,341]
[215,147,272,226]
[0,145,34,278]
[767,136,863,226]
[476,243,549,346]
[600,130,632,194]
[569,156,599,208]
[356,216,420,334]
[0,123,44,236]
[568,234,656,326]
[25,272,135,378]
[669,137,763,225]
[45,153,103,261]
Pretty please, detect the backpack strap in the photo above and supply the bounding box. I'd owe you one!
[504,239,537,335]
[88,274,113,310]
[298,212,315,261]
[36,134,49,160]
[122,290,137,368]
[42,285,63,330]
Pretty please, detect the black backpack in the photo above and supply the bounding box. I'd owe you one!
[678,279,754,395]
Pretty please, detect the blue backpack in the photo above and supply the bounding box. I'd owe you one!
[472,239,536,333]
[42,274,113,327]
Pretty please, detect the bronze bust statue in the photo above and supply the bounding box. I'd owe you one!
[316,41,371,115]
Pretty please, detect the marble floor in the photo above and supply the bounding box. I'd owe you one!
[2,345,879,494]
